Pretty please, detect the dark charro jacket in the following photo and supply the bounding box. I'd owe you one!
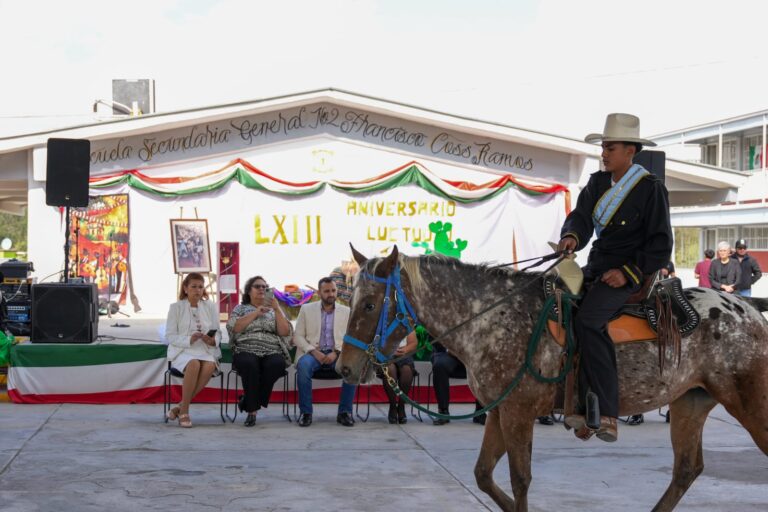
[709,258,741,290]
[735,253,762,290]
[560,170,673,290]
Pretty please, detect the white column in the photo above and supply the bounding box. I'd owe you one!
[717,125,723,168]
[763,115,767,204]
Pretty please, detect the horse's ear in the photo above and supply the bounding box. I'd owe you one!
[350,243,367,266]
[378,245,400,276]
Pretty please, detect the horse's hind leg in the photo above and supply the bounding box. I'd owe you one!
[474,409,516,511]
[709,365,768,456]
[652,388,716,512]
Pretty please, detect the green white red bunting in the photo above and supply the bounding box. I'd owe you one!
[90,159,568,203]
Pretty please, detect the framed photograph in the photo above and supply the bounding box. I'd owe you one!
[170,219,212,273]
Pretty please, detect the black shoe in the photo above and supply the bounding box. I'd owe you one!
[237,395,245,413]
[298,413,312,427]
[537,415,554,425]
[627,414,644,426]
[388,403,398,424]
[432,408,450,426]
[473,413,487,425]
[337,412,355,427]
[244,413,256,427]
[397,401,407,424]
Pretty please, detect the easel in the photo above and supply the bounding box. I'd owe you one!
[107,231,130,327]
[175,207,217,301]
[217,242,239,321]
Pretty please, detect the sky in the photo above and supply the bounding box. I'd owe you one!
[1,0,767,140]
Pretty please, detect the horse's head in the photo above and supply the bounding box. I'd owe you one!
[339,244,419,385]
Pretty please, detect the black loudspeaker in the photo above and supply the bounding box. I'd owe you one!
[45,138,91,207]
[31,283,99,343]
[634,150,666,183]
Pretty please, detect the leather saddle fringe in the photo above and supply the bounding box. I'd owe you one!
[655,290,681,374]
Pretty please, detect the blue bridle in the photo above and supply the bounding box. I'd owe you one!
[342,264,419,364]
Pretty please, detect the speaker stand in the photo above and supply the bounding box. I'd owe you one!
[63,206,71,282]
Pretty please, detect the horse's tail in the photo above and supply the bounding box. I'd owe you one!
[740,296,768,313]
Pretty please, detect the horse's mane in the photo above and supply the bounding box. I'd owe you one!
[363,253,539,295]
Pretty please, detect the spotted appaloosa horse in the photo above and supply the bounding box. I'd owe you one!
[338,246,768,512]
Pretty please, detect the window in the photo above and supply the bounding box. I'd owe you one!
[741,226,768,250]
[743,135,764,171]
[721,139,738,169]
[674,227,699,267]
[702,144,717,166]
[716,227,737,248]
[704,228,717,255]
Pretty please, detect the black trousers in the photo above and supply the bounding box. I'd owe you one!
[431,351,467,411]
[233,352,286,413]
[573,280,632,419]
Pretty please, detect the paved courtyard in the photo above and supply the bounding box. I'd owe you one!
[0,400,766,511]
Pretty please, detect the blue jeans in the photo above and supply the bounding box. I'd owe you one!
[737,289,752,297]
[296,353,356,414]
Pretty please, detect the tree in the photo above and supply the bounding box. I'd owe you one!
[0,211,27,252]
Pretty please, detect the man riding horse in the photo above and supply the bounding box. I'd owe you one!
[558,113,672,442]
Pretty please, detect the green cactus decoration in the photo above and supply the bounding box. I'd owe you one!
[411,220,468,259]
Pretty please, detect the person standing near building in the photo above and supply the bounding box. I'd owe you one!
[733,239,762,297]
[694,249,715,288]
[709,241,741,294]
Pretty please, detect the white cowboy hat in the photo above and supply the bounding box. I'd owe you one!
[584,113,657,147]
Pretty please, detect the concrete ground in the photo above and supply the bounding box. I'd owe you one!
[0,400,766,512]
[2,312,767,511]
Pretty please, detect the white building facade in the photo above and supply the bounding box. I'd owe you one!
[652,111,768,286]
[0,90,746,315]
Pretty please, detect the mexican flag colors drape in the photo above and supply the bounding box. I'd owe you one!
[9,159,571,404]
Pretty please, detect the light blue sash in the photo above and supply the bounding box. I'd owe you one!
[592,164,649,237]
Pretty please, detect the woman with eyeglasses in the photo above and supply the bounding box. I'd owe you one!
[165,272,222,428]
[709,241,741,294]
[226,275,293,426]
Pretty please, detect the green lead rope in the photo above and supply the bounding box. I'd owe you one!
[384,292,578,420]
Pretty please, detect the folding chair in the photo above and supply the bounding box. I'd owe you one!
[163,361,225,423]
[355,368,421,423]
[293,366,344,421]
[223,363,291,423]
[424,363,467,415]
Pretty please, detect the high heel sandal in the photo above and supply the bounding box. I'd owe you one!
[166,406,180,421]
[397,401,407,424]
[178,413,192,428]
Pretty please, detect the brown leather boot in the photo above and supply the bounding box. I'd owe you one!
[596,416,618,442]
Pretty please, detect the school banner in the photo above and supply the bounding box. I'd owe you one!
[86,160,569,313]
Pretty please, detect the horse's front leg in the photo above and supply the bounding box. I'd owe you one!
[499,403,537,512]
[475,408,516,511]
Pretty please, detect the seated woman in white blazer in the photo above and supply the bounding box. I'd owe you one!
[165,272,222,428]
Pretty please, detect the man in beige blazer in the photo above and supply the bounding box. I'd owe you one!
[294,277,355,427]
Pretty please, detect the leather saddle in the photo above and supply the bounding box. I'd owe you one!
[543,256,700,347]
